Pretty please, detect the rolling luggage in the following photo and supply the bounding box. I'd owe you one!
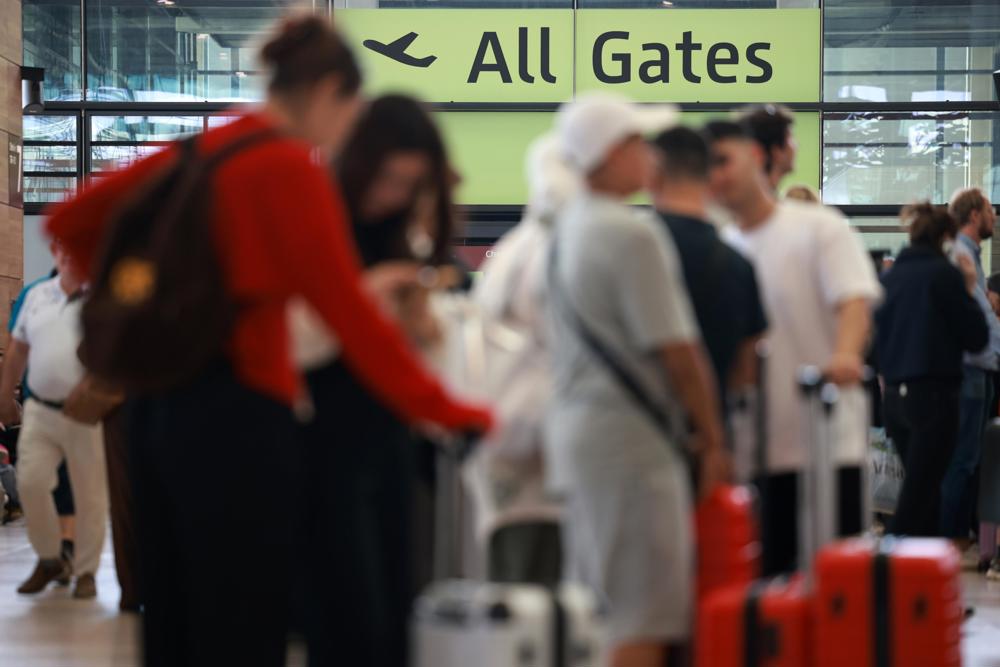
[813,538,963,667]
[695,368,840,667]
[696,485,761,598]
[412,436,606,667]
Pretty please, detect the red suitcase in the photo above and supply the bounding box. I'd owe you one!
[696,485,761,598]
[697,576,811,667]
[695,368,838,667]
[813,537,963,667]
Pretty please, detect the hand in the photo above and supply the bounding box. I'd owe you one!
[825,351,864,386]
[957,253,978,294]
[698,445,732,498]
[364,262,423,312]
[0,401,20,428]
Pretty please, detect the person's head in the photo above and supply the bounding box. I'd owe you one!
[948,187,996,243]
[337,94,455,265]
[50,240,82,289]
[903,201,958,253]
[784,184,820,204]
[261,14,363,155]
[703,120,771,214]
[647,126,710,213]
[524,133,580,226]
[738,104,796,189]
[556,93,677,198]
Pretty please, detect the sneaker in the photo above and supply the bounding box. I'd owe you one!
[987,561,1000,582]
[17,558,70,594]
[73,573,97,600]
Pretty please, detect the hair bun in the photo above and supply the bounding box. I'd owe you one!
[261,15,326,67]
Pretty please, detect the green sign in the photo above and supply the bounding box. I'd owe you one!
[336,8,820,103]
[577,9,821,102]
[437,111,820,205]
[336,9,574,103]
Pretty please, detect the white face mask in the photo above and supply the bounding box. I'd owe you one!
[942,239,955,255]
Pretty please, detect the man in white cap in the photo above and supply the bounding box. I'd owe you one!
[545,93,728,666]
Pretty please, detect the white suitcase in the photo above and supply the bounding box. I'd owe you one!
[412,436,606,667]
[413,580,605,667]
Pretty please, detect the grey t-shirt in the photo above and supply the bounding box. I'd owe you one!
[545,191,699,491]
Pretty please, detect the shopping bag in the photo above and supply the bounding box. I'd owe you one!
[870,427,904,515]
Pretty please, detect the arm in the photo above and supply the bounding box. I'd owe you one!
[45,149,173,275]
[660,342,729,495]
[0,341,28,426]
[826,297,872,385]
[262,158,491,431]
[729,336,763,393]
[934,267,988,353]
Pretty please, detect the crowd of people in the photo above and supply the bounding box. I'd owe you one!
[0,11,998,667]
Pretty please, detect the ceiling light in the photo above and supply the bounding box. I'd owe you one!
[196,33,209,40]
[156,0,176,6]
[235,71,247,78]
[662,0,674,5]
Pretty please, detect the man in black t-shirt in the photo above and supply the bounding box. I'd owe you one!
[648,126,768,410]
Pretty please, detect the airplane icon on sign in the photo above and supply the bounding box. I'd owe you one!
[363,32,437,68]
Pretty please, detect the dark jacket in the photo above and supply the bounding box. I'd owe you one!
[875,245,988,384]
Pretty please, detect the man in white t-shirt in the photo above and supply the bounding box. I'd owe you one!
[0,242,107,599]
[704,120,882,576]
[547,93,728,667]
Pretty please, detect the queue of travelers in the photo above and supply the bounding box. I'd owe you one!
[1,10,999,667]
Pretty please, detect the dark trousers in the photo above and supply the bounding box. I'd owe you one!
[757,467,863,577]
[884,379,961,537]
[128,365,295,667]
[297,361,413,667]
[941,367,991,537]
[103,408,141,609]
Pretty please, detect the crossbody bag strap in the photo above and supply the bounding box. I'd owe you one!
[547,240,685,459]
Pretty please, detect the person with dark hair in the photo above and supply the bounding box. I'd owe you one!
[290,94,465,667]
[648,126,768,411]
[941,187,1000,549]
[46,15,491,667]
[706,119,881,576]
[738,104,796,192]
[875,202,988,536]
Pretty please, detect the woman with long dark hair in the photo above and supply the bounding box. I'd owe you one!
[295,94,464,667]
[876,202,987,537]
[47,19,491,667]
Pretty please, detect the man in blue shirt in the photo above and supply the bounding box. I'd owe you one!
[944,188,1000,548]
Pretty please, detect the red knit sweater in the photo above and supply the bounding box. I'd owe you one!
[46,112,491,431]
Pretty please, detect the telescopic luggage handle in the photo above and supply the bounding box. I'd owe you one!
[432,431,483,581]
[797,366,841,584]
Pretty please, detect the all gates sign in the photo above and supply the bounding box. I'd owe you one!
[335,9,821,104]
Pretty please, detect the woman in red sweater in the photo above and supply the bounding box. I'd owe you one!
[46,15,491,667]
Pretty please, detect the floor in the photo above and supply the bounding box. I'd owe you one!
[1,520,1000,666]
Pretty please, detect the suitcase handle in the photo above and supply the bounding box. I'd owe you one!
[797,366,841,584]
[432,432,483,580]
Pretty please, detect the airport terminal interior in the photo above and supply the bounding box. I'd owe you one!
[2,0,1000,665]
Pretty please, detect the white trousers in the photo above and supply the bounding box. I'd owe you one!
[17,399,108,575]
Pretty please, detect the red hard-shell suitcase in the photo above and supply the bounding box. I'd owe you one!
[813,537,963,667]
[696,485,761,598]
[695,368,838,667]
[696,576,811,667]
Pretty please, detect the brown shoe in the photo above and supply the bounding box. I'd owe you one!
[17,558,70,594]
[73,573,97,599]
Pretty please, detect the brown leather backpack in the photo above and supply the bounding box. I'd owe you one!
[79,130,276,394]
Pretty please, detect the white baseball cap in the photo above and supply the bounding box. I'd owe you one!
[556,92,679,174]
